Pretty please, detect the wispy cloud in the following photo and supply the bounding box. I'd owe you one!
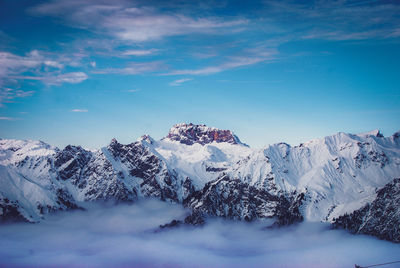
[93,61,163,75]
[112,15,247,42]
[30,1,247,42]
[70,109,88,113]
[0,50,85,80]
[23,0,400,91]
[46,72,88,85]
[121,49,158,56]
[1,0,398,108]
[166,54,273,76]
[169,78,192,86]
[29,0,400,49]
[124,89,141,93]
[0,88,35,107]
[0,116,18,121]
[302,30,384,41]
[0,50,89,105]
[192,51,218,59]
[18,72,88,85]
[0,51,46,79]
[262,0,400,41]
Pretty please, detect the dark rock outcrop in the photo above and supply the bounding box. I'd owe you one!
[55,145,92,182]
[332,178,400,243]
[0,198,28,223]
[183,175,304,225]
[107,139,183,202]
[165,123,242,146]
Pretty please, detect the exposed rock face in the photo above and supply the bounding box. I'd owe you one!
[106,138,182,202]
[55,145,92,182]
[183,175,304,226]
[0,198,27,223]
[165,123,242,145]
[332,178,400,243]
[54,143,133,202]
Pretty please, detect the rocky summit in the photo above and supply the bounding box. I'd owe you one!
[1,124,400,242]
[164,123,243,145]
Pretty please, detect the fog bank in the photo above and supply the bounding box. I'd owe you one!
[0,200,399,268]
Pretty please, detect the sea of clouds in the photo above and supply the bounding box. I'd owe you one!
[0,200,399,268]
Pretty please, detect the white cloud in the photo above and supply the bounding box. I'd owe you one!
[30,1,247,42]
[110,15,247,42]
[44,60,64,68]
[70,109,88,112]
[166,55,272,76]
[0,50,89,105]
[122,49,158,56]
[18,72,88,86]
[0,50,84,81]
[47,72,88,85]
[93,61,163,75]
[30,0,400,48]
[125,89,141,93]
[169,78,192,86]
[0,116,18,121]
[0,51,44,79]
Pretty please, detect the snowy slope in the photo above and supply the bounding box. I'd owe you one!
[0,139,76,222]
[0,139,57,166]
[0,165,76,222]
[153,138,253,188]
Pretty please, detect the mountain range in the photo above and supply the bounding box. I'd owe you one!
[1,123,399,242]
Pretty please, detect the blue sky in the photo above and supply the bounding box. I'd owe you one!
[0,0,399,148]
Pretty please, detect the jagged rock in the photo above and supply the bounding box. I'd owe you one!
[107,139,182,202]
[164,123,243,145]
[0,198,28,223]
[159,219,183,229]
[332,178,400,243]
[55,145,92,182]
[183,175,303,225]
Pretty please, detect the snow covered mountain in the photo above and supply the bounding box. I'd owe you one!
[230,129,400,222]
[1,123,399,241]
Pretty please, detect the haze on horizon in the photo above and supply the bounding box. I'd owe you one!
[0,0,399,149]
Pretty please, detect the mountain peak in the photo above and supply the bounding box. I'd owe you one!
[164,123,243,146]
[357,129,384,138]
[110,138,119,144]
[137,134,155,145]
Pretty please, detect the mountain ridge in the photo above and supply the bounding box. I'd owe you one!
[1,124,399,242]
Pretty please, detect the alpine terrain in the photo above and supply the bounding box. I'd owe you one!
[1,123,399,242]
